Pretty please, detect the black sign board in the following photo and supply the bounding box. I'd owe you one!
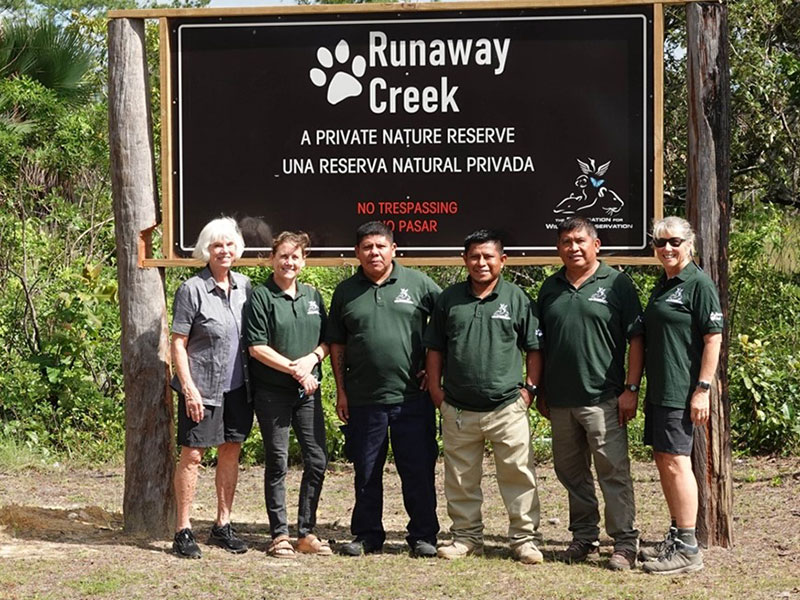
[171,5,656,258]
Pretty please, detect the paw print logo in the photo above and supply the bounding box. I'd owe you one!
[309,40,366,105]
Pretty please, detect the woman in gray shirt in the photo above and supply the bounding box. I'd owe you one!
[170,217,253,559]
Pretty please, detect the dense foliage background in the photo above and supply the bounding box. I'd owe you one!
[0,0,798,466]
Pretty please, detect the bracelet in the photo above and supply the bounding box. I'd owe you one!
[313,350,323,363]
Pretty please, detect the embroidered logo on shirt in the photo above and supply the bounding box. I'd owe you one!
[666,287,685,305]
[491,303,511,320]
[394,288,414,304]
[588,287,609,304]
[710,311,723,324]
[307,300,321,315]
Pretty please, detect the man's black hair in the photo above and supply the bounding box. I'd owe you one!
[356,221,394,245]
[463,229,504,254]
[556,217,598,240]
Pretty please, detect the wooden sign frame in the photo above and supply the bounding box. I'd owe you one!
[109,0,670,267]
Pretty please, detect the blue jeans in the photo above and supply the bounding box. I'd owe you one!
[253,388,327,539]
[343,393,439,548]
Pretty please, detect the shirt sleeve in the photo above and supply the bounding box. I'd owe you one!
[171,281,197,336]
[325,285,347,345]
[421,273,442,315]
[693,277,724,334]
[244,287,271,346]
[617,272,644,340]
[518,292,542,351]
[423,293,447,351]
[316,288,328,346]
[535,281,549,338]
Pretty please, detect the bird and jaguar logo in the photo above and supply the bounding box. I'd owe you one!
[554,158,625,217]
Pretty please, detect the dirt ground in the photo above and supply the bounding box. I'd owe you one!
[0,456,798,600]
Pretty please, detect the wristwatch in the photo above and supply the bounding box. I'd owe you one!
[625,383,640,392]
[697,380,711,391]
[523,384,538,397]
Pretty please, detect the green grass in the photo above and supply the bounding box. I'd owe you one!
[1,457,798,599]
[0,438,52,472]
[66,569,144,596]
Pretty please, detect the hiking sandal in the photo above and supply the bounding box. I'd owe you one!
[267,535,295,559]
[296,534,333,556]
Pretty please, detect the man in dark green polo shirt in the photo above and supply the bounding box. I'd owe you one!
[327,221,441,559]
[425,229,543,565]
[537,216,644,571]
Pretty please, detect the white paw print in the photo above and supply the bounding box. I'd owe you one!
[309,40,366,105]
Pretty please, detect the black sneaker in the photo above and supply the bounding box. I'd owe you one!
[208,522,248,554]
[410,539,437,558]
[338,538,382,557]
[173,528,202,559]
[559,539,600,563]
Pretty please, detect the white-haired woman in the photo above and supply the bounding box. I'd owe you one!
[171,217,253,559]
[640,216,722,575]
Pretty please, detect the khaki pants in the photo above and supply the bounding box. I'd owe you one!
[550,398,639,551]
[440,396,541,549]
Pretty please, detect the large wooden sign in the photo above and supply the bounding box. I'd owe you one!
[163,2,662,262]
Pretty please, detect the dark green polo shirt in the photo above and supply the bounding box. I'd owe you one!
[245,276,327,395]
[644,261,723,408]
[538,262,643,407]
[326,261,440,406]
[424,276,541,412]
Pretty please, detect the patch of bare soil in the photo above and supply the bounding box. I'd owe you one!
[0,457,798,600]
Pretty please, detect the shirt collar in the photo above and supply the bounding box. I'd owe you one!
[675,261,699,282]
[357,260,400,286]
[200,266,239,293]
[465,274,505,299]
[658,261,699,286]
[555,260,611,286]
[265,275,305,299]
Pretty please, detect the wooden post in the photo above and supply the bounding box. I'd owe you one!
[108,17,176,537]
[686,2,733,548]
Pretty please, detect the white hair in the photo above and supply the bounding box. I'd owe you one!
[652,216,695,254]
[192,217,245,262]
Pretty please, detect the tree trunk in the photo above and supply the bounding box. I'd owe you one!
[686,2,733,548]
[108,17,176,537]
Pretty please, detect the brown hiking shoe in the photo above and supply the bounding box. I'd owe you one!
[608,547,637,571]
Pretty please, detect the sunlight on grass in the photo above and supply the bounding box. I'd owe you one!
[0,438,52,472]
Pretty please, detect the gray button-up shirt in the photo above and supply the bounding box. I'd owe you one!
[170,267,252,406]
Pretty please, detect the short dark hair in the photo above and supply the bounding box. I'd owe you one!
[463,229,504,254]
[556,217,598,240]
[356,221,394,245]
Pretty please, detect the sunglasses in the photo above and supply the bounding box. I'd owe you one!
[652,237,685,248]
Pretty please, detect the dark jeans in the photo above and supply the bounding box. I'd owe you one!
[253,387,328,539]
[343,393,439,548]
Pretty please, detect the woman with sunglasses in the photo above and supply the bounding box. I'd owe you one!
[639,216,722,575]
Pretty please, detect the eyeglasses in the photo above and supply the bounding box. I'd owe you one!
[652,237,685,248]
